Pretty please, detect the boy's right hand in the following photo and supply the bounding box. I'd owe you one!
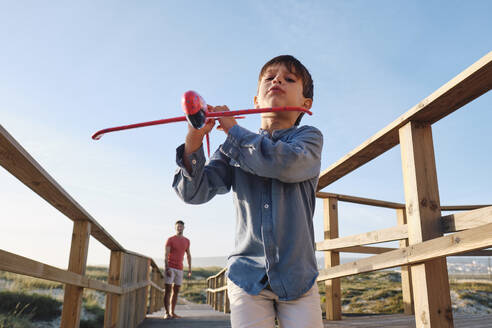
[183,118,215,172]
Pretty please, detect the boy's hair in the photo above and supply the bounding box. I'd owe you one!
[258,55,313,126]
[175,220,185,225]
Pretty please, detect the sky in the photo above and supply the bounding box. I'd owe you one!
[1,1,491,269]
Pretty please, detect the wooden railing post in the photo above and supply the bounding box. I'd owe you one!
[61,220,91,328]
[105,251,124,328]
[323,197,341,320]
[206,278,211,305]
[399,121,453,327]
[396,208,414,315]
[149,271,158,313]
[213,277,218,310]
[220,272,225,312]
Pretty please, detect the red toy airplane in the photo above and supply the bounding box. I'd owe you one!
[92,91,313,156]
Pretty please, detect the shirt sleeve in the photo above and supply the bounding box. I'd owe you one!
[172,143,233,204]
[219,125,323,183]
[165,237,172,248]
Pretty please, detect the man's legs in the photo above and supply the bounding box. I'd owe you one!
[169,268,184,318]
[163,284,173,319]
[171,284,181,318]
[276,283,323,328]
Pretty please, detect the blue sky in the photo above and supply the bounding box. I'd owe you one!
[1,1,491,268]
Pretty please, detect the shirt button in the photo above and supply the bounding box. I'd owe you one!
[192,159,197,165]
[264,204,269,209]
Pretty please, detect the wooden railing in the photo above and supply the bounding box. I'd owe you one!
[316,51,492,327]
[206,267,229,313]
[0,125,165,328]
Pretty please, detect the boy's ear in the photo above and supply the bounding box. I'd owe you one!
[303,98,313,110]
[254,95,260,109]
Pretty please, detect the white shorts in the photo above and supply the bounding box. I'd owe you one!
[165,268,184,286]
[227,279,323,328]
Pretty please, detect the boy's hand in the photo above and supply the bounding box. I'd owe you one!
[207,105,237,134]
[183,118,215,172]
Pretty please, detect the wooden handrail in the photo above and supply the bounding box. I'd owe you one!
[0,124,165,327]
[316,225,408,251]
[0,124,124,251]
[316,192,490,211]
[318,220,492,281]
[317,51,492,190]
[206,267,227,281]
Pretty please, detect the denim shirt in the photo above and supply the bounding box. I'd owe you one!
[172,124,323,301]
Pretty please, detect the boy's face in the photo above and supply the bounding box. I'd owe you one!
[254,63,312,113]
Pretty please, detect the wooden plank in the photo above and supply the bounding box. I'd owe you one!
[317,222,492,281]
[0,248,121,294]
[441,206,492,232]
[206,285,228,293]
[61,221,91,328]
[0,124,124,251]
[400,121,450,327]
[337,246,395,254]
[316,224,408,251]
[323,198,341,321]
[318,51,492,190]
[458,249,492,256]
[441,205,491,211]
[105,251,123,328]
[396,209,414,315]
[317,192,405,209]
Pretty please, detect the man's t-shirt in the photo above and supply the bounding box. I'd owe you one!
[166,235,190,270]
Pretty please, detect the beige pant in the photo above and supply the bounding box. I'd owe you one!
[227,279,323,328]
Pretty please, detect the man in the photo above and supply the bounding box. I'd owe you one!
[164,220,192,319]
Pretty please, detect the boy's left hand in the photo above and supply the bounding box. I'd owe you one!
[207,105,237,134]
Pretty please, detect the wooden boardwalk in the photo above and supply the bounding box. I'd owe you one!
[139,305,492,328]
[139,301,231,328]
[323,313,492,328]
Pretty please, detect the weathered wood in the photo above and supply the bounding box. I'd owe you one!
[317,51,492,190]
[316,192,489,212]
[441,205,491,211]
[316,224,408,251]
[321,313,492,328]
[61,221,91,328]
[336,245,395,254]
[0,248,121,294]
[317,222,492,281]
[323,198,341,321]
[400,121,451,327]
[149,272,157,313]
[396,209,414,315]
[206,286,228,293]
[105,251,124,328]
[317,192,405,209]
[459,249,492,256]
[441,206,492,232]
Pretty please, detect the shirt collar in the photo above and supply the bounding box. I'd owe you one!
[258,126,298,140]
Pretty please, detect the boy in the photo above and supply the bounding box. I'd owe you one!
[173,55,323,327]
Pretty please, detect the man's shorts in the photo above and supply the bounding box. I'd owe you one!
[165,268,184,286]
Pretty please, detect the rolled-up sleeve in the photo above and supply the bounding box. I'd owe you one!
[220,125,323,183]
[172,144,232,204]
